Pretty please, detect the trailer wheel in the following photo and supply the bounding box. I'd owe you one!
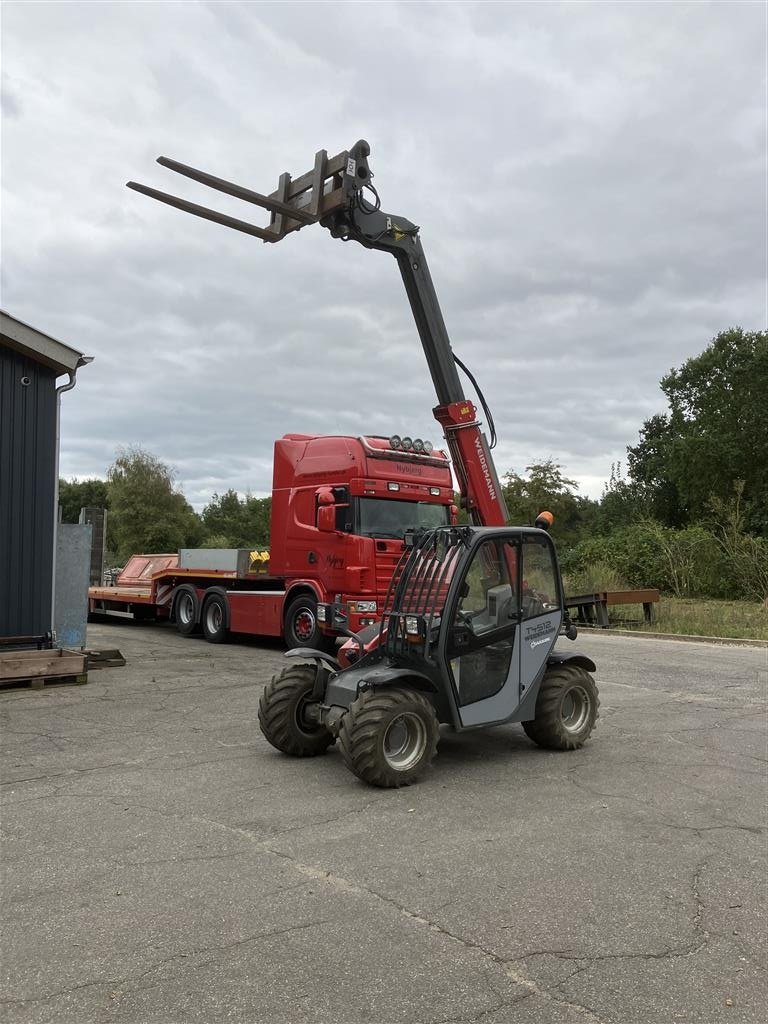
[284,594,335,653]
[522,664,599,750]
[339,687,439,788]
[258,665,334,756]
[173,586,199,636]
[201,592,229,644]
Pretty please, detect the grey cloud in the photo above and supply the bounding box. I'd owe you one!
[2,0,764,509]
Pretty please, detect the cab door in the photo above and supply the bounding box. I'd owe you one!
[518,533,564,695]
[445,536,522,728]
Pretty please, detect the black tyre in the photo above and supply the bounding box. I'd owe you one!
[284,594,335,653]
[173,586,199,637]
[522,664,599,750]
[339,687,439,788]
[258,665,334,757]
[201,592,229,644]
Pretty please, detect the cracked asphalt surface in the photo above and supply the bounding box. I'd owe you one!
[1,623,766,1024]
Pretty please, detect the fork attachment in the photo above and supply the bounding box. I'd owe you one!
[127,142,372,242]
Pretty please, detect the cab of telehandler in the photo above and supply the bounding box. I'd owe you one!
[258,526,599,788]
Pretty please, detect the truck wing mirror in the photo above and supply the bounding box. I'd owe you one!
[317,506,336,533]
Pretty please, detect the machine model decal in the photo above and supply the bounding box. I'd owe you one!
[525,621,556,640]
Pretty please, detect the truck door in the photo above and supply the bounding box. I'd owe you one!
[446,537,522,728]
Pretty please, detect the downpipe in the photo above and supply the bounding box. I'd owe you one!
[51,358,93,640]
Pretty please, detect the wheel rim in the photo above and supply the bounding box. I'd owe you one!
[383,712,427,771]
[178,593,194,625]
[206,602,222,633]
[561,685,591,733]
[294,607,316,643]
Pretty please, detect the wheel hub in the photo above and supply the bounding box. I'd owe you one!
[383,712,427,771]
[178,595,193,624]
[561,685,591,733]
[294,609,315,642]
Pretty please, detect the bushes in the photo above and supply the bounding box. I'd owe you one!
[561,520,731,598]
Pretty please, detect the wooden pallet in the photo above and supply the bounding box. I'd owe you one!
[85,648,126,670]
[0,649,88,690]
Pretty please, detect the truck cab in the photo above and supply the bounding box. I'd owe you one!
[271,433,455,637]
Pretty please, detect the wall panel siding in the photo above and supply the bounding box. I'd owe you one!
[0,344,57,637]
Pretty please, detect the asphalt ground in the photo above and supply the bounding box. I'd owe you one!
[1,623,766,1024]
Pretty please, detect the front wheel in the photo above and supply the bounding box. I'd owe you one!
[284,594,335,653]
[522,664,599,750]
[339,687,439,788]
[258,665,334,757]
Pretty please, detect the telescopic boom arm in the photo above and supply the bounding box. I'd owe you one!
[127,140,509,527]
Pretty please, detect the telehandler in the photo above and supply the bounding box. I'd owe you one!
[128,140,599,787]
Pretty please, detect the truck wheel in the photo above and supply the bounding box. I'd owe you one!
[258,665,334,757]
[522,665,599,750]
[174,586,199,637]
[339,687,439,788]
[284,594,334,652]
[201,593,229,643]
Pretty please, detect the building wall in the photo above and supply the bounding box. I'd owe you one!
[0,343,57,637]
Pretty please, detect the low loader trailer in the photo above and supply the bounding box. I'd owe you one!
[89,432,455,649]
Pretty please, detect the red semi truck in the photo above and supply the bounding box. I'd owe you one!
[88,432,455,649]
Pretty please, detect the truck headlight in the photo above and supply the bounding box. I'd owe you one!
[317,603,328,623]
[350,600,377,614]
[405,615,419,635]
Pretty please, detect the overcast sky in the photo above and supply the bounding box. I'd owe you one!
[2,1,766,508]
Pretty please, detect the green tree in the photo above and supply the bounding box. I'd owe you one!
[502,460,598,549]
[201,490,271,548]
[708,481,768,605]
[58,478,110,523]
[107,447,203,562]
[628,327,768,533]
[597,462,655,534]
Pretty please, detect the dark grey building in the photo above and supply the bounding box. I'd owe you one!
[0,311,92,640]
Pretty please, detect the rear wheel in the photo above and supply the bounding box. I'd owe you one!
[284,594,335,653]
[174,586,199,637]
[339,687,439,788]
[201,593,229,643]
[258,665,334,757]
[522,664,599,750]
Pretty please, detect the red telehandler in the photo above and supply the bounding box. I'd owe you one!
[128,140,598,787]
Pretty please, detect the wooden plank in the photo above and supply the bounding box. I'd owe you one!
[603,589,660,606]
[1,673,88,691]
[0,649,87,682]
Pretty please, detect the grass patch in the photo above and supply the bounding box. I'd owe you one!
[608,596,768,641]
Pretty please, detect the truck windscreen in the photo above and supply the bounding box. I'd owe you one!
[356,498,449,540]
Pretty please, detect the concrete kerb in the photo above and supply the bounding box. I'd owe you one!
[577,626,768,648]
